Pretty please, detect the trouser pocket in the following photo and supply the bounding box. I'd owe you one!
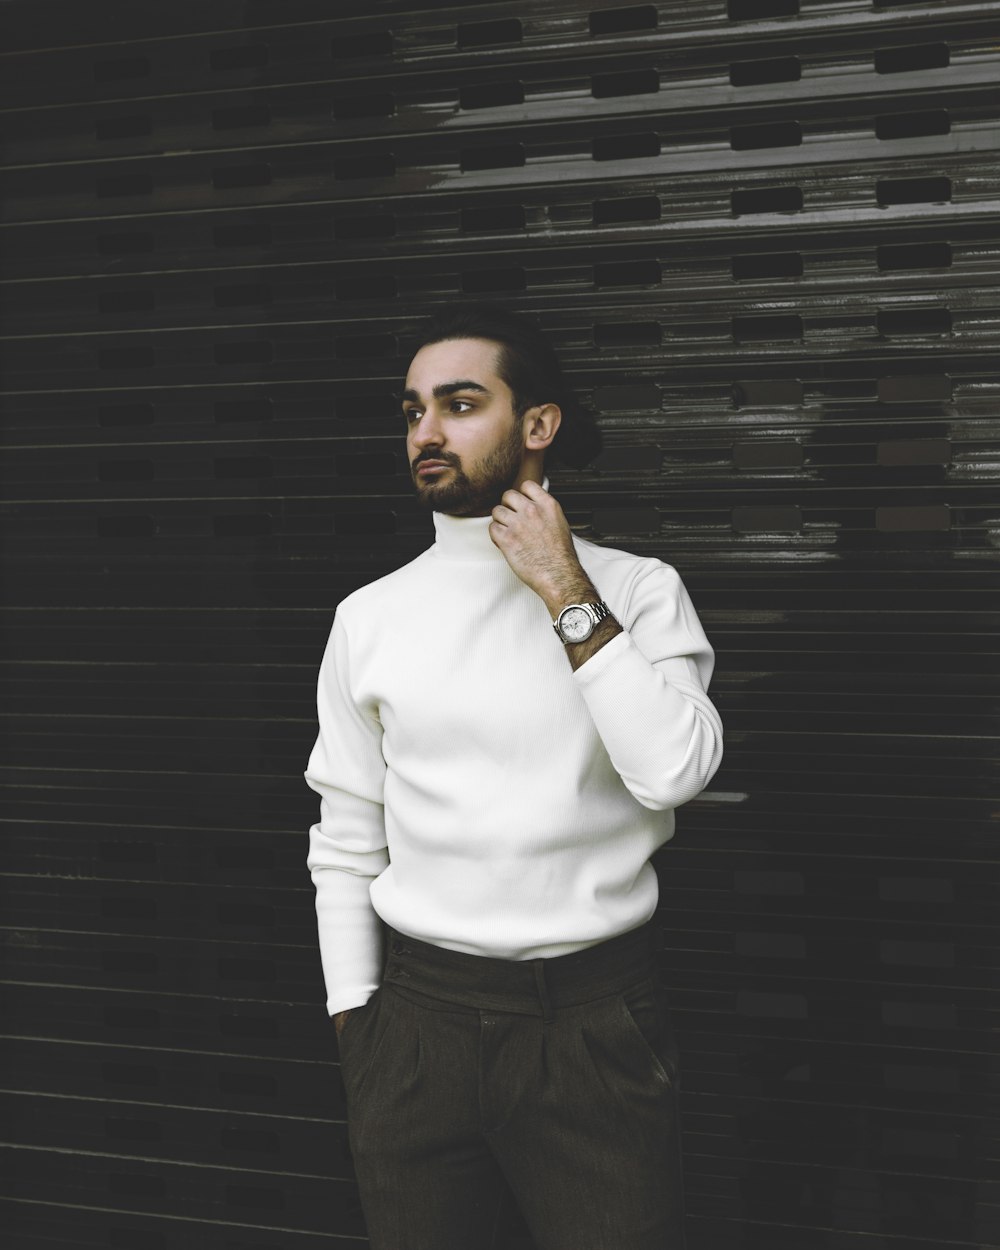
[616,975,681,1087]
[337,986,390,1103]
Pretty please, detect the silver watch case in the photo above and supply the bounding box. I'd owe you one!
[553,600,612,644]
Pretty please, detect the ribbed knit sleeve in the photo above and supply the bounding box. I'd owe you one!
[303,608,389,1017]
[573,562,723,811]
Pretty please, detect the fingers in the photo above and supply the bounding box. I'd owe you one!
[499,482,549,510]
[493,488,529,524]
[493,482,566,530]
[499,488,526,511]
[518,479,549,499]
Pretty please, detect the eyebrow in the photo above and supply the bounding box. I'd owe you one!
[399,379,493,405]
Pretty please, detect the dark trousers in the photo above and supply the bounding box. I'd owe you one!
[336,921,687,1250]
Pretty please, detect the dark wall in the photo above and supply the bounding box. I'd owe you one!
[1,1,997,1247]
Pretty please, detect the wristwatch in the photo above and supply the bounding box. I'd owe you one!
[553,600,614,644]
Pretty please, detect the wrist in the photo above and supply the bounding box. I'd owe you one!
[540,573,599,619]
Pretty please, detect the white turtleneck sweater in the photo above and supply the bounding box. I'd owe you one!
[304,489,723,1017]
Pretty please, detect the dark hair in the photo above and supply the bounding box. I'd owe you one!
[410,302,602,469]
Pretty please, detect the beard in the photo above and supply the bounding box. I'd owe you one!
[411,417,525,516]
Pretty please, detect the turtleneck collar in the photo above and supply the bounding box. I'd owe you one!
[431,476,551,562]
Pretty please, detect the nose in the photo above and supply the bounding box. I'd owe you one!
[409,408,445,453]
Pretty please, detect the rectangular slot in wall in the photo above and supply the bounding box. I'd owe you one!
[458,18,522,47]
[732,186,803,214]
[732,252,803,280]
[734,440,804,468]
[877,374,952,402]
[732,379,804,405]
[877,177,951,205]
[877,439,951,466]
[877,242,952,270]
[732,505,803,532]
[875,43,949,74]
[875,505,950,531]
[590,5,657,34]
[594,195,661,224]
[730,57,800,86]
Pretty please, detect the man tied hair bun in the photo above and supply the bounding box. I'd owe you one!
[411,302,602,470]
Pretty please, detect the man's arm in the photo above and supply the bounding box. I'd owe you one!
[528,564,625,673]
[490,481,723,810]
[489,480,628,670]
[304,609,389,1020]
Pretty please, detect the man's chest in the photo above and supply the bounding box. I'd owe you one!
[352,583,591,757]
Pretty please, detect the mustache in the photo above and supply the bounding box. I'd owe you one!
[413,452,460,470]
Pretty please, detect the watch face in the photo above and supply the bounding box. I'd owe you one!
[559,606,592,642]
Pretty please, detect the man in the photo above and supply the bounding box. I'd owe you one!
[304,303,723,1249]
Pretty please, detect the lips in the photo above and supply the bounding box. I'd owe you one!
[416,461,450,476]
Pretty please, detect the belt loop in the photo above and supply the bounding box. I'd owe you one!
[532,959,553,1024]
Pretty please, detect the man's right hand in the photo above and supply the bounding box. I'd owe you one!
[334,1009,352,1037]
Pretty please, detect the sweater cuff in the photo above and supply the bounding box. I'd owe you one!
[570,627,633,683]
[329,988,379,1018]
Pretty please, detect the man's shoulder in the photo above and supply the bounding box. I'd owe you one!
[572,534,679,588]
[571,536,693,638]
[336,546,434,620]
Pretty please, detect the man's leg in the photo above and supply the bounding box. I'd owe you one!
[487,974,687,1250]
[337,982,506,1250]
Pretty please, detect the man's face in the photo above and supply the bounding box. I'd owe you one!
[402,337,528,517]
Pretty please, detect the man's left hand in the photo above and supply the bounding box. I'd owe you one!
[489,481,594,612]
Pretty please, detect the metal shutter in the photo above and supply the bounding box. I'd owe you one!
[1,1,996,1246]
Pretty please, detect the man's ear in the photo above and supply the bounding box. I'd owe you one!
[524,402,562,451]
